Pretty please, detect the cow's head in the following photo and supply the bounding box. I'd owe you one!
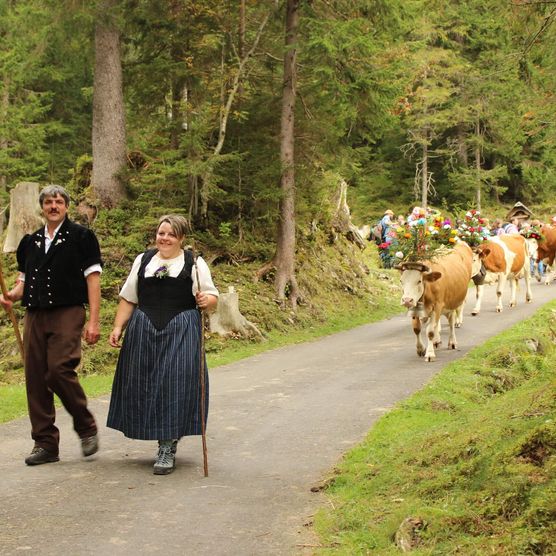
[395,262,441,308]
[475,244,491,260]
[470,248,484,278]
[525,238,538,261]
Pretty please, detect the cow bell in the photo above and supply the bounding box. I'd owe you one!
[408,300,427,318]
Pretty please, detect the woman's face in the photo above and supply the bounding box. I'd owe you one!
[156,222,183,259]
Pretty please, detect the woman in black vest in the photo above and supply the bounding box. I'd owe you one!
[107,214,218,475]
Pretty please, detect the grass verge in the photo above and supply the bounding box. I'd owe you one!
[313,301,556,555]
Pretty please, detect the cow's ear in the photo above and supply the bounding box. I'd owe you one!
[424,271,442,282]
[480,247,491,258]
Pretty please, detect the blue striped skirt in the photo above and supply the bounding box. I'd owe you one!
[107,308,208,440]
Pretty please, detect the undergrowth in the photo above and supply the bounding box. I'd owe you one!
[314,303,556,555]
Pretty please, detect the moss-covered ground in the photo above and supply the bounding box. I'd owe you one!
[313,302,556,555]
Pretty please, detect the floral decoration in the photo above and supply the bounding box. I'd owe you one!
[457,209,490,247]
[153,264,169,279]
[520,226,544,242]
[391,214,459,262]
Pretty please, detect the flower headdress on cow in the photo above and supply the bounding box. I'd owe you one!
[457,209,490,247]
[520,226,544,242]
[392,212,459,262]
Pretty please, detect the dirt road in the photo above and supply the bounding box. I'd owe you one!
[1,282,554,555]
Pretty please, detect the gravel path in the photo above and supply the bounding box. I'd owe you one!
[1,281,554,555]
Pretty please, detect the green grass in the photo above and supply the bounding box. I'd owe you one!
[313,302,556,555]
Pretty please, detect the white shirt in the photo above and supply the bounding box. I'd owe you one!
[119,251,219,304]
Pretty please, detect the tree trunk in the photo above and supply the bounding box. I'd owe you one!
[0,76,9,193]
[475,120,482,211]
[456,124,468,166]
[274,0,300,309]
[92,1,127,208]
[237,0,246,241]
[421,137,428,210]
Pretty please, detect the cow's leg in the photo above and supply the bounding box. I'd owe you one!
[496,275,507,312]
[433,318,442,348]
[455,303,464,328]
[524,260,533,303]
[544,264,553,285]
[508,276,518,308]
[447,311,458,349]
[424,313,438,362]
[471,284,484,315]
[412,316,425,357]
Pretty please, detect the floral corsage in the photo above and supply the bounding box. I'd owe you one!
[154,264,169,279]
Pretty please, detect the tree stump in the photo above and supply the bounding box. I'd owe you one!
[331,179,366,249]
[3,182,43,253]
[209,286,264,339]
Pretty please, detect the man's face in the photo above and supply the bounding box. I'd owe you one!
[41,194,68,228]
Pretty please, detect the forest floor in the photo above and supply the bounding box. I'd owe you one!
[1,281,554,555]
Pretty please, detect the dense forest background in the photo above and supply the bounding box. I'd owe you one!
[1,0,555,259]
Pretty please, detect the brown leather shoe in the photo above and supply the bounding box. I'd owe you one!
[81,434,99,457]
[25,447,59,466]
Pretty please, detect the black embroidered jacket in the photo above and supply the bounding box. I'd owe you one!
[16,218,103,309]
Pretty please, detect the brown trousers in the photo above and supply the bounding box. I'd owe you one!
[24,306,97,455]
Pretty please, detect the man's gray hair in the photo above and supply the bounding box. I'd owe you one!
[39,185,70,207]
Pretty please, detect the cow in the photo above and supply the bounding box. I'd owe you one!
[536,224,556,284]
[471,234,532,315]
[397,241,473,362]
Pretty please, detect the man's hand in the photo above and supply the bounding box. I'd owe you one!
[0,293,14,312]
[83,320,100,345]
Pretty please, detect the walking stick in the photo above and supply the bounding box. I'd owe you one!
[192,246,209,477]
[0,256,24,363]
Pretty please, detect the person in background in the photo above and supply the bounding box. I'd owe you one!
[503,217,520,234]
[378,209,395,268]
[491,218,505,236]
[526,219,545,281]
[407,206,426,226]
[0,185,102,465]
[380,209,394,239]
[107,214,218,475]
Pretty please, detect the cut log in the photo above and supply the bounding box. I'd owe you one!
[209,286,264,339]
[3,182,43,253]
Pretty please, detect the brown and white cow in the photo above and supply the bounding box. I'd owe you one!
[471,234,532,315]
[397,241,473,362]
[536,225,556,284]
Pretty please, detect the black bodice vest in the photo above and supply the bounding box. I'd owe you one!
[137,249,197,330]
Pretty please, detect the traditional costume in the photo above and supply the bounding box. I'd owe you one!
[107,249,218,440]
[16,218,102,455]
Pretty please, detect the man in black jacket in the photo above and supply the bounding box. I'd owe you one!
[0,185,102,465]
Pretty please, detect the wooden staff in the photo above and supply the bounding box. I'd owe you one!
[192,246,209,477]
[0,256,24,363]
